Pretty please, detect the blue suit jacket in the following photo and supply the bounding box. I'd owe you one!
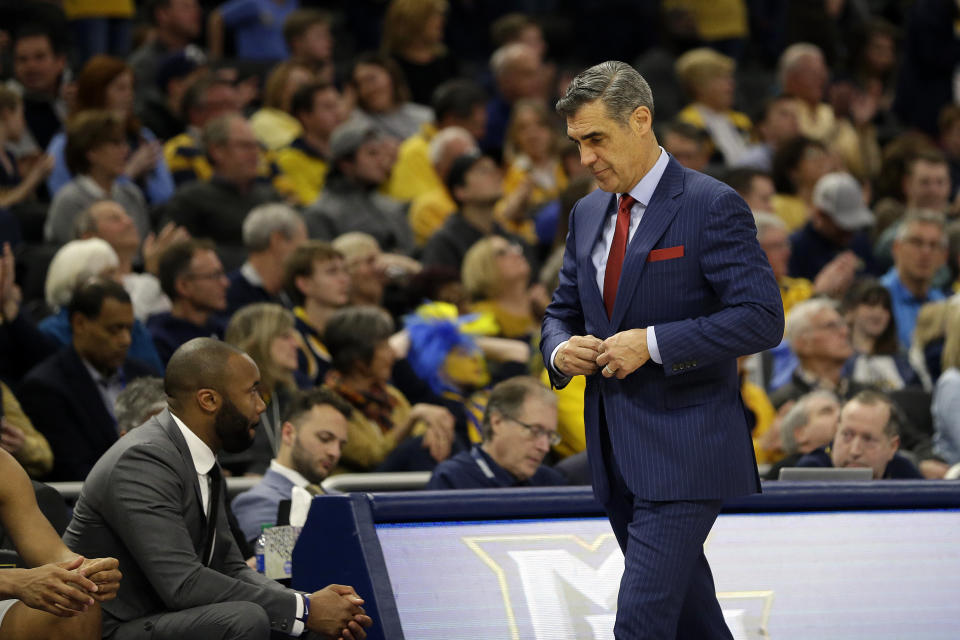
[231,467,296,543]
[541,156,784,503]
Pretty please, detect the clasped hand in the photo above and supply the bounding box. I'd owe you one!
[555,330,650,379]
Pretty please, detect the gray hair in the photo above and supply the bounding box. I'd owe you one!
[482,376,556,441]
[784,297,838,343]
[778,42,824,87]
[45,238,120,308]
[490,42,535,78]
[242,203,305,252]
[753,211,787,240]
[201,113,244,152]
[555,61,655,124]
[115,376,167,434]
[895,208,948,245]
[428,126,476,168]
[780,390,838,455]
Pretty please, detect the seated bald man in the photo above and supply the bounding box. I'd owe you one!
[64,338,373,640]
[0,448,121,640]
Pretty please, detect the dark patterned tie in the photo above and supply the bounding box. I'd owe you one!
[603,194,636,318]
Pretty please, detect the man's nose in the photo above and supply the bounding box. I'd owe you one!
[580,147,596,166]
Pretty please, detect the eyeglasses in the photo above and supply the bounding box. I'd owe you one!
[505,416,562,447]
[494,243,524,258]
[902,236,945,251]
[809,319,847,333]
[186,269,227,280]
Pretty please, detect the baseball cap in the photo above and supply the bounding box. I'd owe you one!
[812,172,875,231]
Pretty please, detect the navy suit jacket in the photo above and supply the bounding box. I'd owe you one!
[18,347,156,481]
[541,156,783,503]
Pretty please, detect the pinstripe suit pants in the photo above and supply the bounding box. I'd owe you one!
[598,401,733,640]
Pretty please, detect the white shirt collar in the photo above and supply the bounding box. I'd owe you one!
[76,175,109,199]
[624,146,670,207]
[170,411,216,475]
[269,459,310,488]
[240,261,264,287]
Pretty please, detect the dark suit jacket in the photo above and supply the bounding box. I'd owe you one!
[541,156,784,502]
[18,347,155,481]
[63,409,299,633]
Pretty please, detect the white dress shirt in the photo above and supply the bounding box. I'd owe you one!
[550,148,671,376]
[269,459,310,488]
[171,415,308,635]
[170,412,216,516]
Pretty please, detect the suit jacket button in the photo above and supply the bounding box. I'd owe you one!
[281,622,288,631]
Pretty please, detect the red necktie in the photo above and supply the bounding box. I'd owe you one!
[603,194,636,318]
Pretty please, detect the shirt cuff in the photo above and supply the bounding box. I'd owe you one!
[548,340,572,385]
[291,593,307,636]
[647,326,662,364]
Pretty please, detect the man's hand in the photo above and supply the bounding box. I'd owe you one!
[14,556,98,616]
[812,251,858,298]
[307,584,373,639]
[554,335,602,376]
[596,329,649,379]
[142,222,190,275]
[0,242,22,322]
[78,557,121,602]
[0,418,26,456]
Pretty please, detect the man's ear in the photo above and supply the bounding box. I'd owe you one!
[196,388,220,414]
[889,434,900,453]
[280,421,296,447]
[630,106,653,136]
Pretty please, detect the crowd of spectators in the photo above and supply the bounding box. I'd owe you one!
[0,0,959,576]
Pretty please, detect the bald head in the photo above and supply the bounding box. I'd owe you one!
[165,338,246,405]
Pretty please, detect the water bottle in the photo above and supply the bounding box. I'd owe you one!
[255,524,272,573]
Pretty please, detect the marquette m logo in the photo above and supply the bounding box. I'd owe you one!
[462,533,774,640]
[463,533,621,639]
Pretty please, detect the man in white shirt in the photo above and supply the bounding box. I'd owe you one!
[64,338,371,640]
[232,388,350,543]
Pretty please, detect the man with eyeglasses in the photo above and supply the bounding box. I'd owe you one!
[426,376,566,489]
[795,390,922,479]
[881,210,948,348]
[770,298,865,410]
[147,239,229,365]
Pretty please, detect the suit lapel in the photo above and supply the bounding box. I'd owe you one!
[158,409,208,526]
[64,349,118,451]
[610,158,685,329]
[580,192,617,334]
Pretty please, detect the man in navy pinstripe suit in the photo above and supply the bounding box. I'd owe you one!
[541,61,784,639]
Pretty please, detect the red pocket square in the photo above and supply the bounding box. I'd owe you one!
[647,245,685,262]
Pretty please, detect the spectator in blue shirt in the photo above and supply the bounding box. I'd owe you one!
[880,210,948,348]
[208,0,297,62]
[427,376,566,489]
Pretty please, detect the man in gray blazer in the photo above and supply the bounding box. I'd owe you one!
[64,338,372,640]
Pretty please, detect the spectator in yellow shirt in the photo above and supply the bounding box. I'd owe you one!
[275,82,344,206]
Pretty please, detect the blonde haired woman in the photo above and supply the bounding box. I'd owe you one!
[250,60,317,150]
[496,100,568,244]
[932,299,960,466]
[463,235,540,341]
[224,302,308,474]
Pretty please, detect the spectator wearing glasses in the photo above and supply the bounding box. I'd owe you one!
[771,298,865,409]
[147,239,229,366]
[463,235,541,341]
[880,210,948,348]
[426,376,565,489]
